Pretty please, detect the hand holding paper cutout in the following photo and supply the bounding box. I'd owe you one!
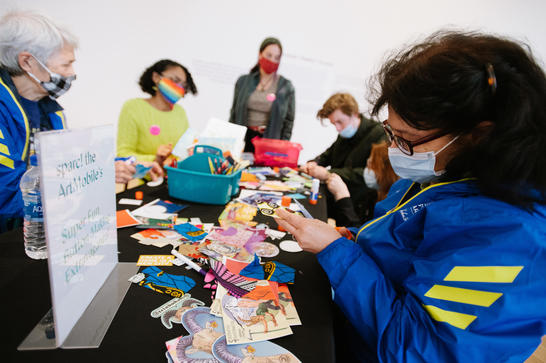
[275,208,341,254]
[155,143,173,165]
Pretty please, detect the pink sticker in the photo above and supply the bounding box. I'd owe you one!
[266,93,276,102]
[150,125,161,135]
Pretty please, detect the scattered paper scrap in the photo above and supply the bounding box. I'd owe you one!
[137,255,176,266]
[151,295,205,329]
[240,257,295,284]
[119,198,143,206]
[279,240,303,253]
[137,266,196,297]
[212,335,301,363]
[174,223,208,242]
[147,176,164,187]
[116,209,142,228]
[249,242,280,258]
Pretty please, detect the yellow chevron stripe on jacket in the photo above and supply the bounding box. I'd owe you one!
[0,77,30,161]
[444,266,523,283]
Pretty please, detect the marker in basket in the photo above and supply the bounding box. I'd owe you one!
[223,151,235,165]
[309,178,320,205]
[208,157,215,174]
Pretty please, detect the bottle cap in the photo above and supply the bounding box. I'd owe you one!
[135,191,143,200]
[29,154,38,166]
[281,196,291,207]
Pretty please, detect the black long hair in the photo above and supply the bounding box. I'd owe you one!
[369,30,546,209]
[250,37,283,73]
[138,59,197,95]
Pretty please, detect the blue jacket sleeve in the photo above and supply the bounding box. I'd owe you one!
[317,237,457,362]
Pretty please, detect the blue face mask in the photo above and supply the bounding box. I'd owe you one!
[388,135,460,183]
[339,123,358,138]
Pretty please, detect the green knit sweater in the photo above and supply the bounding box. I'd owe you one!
[117,98,189,161]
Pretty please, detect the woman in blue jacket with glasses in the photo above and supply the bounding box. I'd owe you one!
[277,30,546,362]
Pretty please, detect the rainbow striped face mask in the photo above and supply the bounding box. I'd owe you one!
[158,78,185,108]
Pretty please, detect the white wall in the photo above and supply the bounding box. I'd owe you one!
[2,0,546,162]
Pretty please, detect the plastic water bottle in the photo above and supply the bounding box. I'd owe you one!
[20,155,47,259]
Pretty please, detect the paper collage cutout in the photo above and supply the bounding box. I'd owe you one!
[249,242,280,258]
[164,307,301,363]
[137,266,196,298]
[208,259,257,298]
[203,226,268,262]
[151,295,205,329]
[218,202,258,227]
[218,282,293,345]
[116,209,141,228]
[165,307,224,362]
[239,257,295,284]
[212,335,301,363]
[174,223,208,242]
[224,258,301,326]
[136,255,175,266]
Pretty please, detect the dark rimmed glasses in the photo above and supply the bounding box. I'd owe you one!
[382,120,450,156]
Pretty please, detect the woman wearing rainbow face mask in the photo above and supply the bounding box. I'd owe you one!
[229,37,295,152]
[117,59,197,166]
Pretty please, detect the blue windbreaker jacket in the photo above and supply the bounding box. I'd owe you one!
[0,69,66,219]
[318,178,546,362]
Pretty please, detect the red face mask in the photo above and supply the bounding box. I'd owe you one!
[258,56,279,74]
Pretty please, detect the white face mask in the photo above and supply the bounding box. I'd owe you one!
[388,135,460,183]
[363,167,378,189]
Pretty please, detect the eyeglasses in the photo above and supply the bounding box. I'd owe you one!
[160,74,187,89]
[382,120,450,156]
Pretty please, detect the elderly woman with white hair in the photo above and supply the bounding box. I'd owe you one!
[0,12,161,233]
[0,11,79,232]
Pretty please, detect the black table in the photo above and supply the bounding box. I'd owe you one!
[1,183,335,363]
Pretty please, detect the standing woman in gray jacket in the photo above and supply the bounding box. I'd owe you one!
[229,37,296,152]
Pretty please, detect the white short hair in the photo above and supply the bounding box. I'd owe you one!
[0,11,78,75]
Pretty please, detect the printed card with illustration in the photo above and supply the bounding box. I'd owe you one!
[217,282,293,345]
[165,307,224,363]
[207,226,267,249]
[212,335,301,363]
[136,216,176,229]
[278,284,301,326]
[218,202,258,228]
[256,200,304,218]
[258,180,295,192]
[237,190,283,207]
[224,257,300,326]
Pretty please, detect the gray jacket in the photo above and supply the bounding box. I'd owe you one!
[228,71,295,140]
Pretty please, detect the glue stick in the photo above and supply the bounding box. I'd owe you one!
[309,178,319,205]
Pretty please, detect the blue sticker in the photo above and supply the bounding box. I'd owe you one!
[174,223,208,241]
[133,164,153,179]
[140,266,196,297]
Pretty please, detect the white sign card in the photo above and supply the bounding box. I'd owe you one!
[37,125,118,347]
[199,117,246,161]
